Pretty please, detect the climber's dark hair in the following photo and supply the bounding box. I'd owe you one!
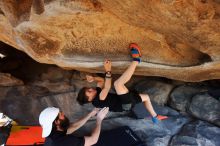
[77,87,89,105]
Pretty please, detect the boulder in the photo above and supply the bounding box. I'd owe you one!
[170,120,220,146]
[131,102,179,119]
[77,115,191,146]
[135,79,174,105]
[0,85,50,124]
[188,93,220,126]
[0,73,23,86]
[40,67,72,82]
[169,85,207,112]
[32,80,75,93]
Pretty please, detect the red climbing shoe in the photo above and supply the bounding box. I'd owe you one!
[129,43,142,63]
[157,115,168,120]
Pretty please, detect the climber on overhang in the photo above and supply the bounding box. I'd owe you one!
[77,43,168,124]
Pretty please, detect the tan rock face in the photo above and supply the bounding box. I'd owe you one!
[0,0,220,82]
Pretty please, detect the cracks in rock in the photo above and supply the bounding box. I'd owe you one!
[0,0,45,27]
[0,8,4,15]
[32,0,45,15]
[90,0,103,11]
[44,0,54,4]
[35,88,76,99]
[197,52,212,65]
[55,53,213,69]
[0,0,33,27]
[213,1,220,19]
[167,118,193,146]
[213,12,220,19]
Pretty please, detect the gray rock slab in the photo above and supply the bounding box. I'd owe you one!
[188,93,220,126]
[169,85,207,112]
[75,115,191,146]
[135,79,174,105]
[170,120,220,146]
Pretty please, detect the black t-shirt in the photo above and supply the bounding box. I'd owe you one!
[92,87,123,112]
[44,129,85,146]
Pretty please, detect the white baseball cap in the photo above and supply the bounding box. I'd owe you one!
[39,107,60,138]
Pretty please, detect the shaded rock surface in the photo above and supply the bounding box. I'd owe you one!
[169,84,207,112]
[131,102,179,119]
[76,112,191,146]
[1,1,220,81]
[0,73,23,86]
[188,93,220,126]
[0,54,220,145]
[135,79,174,105]
[208,87,220,101]
[170,120,220,146]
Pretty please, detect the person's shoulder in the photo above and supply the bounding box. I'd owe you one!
[65,135,85,146]
[92,95,99,104]
[96,87,102,92]
[44,137,54,146]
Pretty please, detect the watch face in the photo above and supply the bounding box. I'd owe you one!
[0,114,12,127]
[0,118,8,127]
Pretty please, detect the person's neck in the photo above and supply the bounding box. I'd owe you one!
[56,127,64,132]
[88,95,96,102]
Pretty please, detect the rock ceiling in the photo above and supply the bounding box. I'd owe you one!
[0,0,220,81]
